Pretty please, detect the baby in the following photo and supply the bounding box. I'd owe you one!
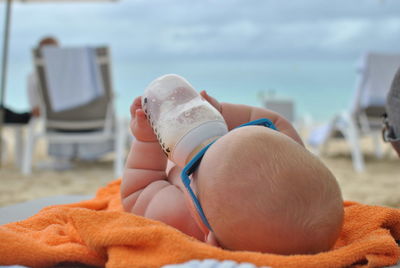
[121,91,344,255]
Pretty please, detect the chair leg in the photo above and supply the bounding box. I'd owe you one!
[318,121,335,156]
[1,137,8,163]
[22,123,36,175]
[346,117,365,172]
[13,126,24,168]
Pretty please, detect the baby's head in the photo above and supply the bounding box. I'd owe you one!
[191,126,344,255]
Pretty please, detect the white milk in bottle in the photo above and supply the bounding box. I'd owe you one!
[142,74,228,168]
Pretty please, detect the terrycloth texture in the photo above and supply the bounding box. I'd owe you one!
[0,179,399,268]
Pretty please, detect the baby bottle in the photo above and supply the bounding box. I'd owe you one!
[142,74,228,168]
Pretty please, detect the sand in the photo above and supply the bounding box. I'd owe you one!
[316,138,400,208]
[0,126,399,208]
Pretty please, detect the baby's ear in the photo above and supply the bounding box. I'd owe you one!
[205,232,220,247]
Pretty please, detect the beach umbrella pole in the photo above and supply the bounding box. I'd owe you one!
[0,0,12,167]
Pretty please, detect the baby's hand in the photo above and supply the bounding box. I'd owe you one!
[201,90,304,146]
[200,90,222,113]
[130,96,157,142]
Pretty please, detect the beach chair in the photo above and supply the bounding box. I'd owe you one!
[308,52,400,172]
[262,97,314,134]
[263,99,295,123]
[21,46,127,177]
[1,124,25,168]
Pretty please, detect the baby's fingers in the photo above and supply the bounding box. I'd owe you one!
[200,90,222,112]
[130,96,143,119]
[132,108,157,142]
[135,109,149,129]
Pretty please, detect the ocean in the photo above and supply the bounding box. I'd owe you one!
[4,58,357,123]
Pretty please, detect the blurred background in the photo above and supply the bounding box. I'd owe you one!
[1,0,400,209]
[3,0,400,122]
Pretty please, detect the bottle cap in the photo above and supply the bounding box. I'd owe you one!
[172,120,228,167]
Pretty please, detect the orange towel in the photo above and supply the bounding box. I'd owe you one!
[0,179,399,268]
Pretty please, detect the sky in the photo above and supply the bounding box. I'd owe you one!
[1,0,400,119]
[2,0,400,62]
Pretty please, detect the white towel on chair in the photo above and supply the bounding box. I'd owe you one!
[42,47,104,112]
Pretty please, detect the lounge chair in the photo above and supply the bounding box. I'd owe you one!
[21,46,127,177]
[263,99,295,123]
[262,96,313,134]
[308,52,400,172]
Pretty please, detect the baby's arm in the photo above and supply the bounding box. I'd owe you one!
[121,96,169,214]
[121,97,204,239]
[200,91,304,146]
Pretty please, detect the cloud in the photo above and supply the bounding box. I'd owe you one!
[3,0,400,61]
